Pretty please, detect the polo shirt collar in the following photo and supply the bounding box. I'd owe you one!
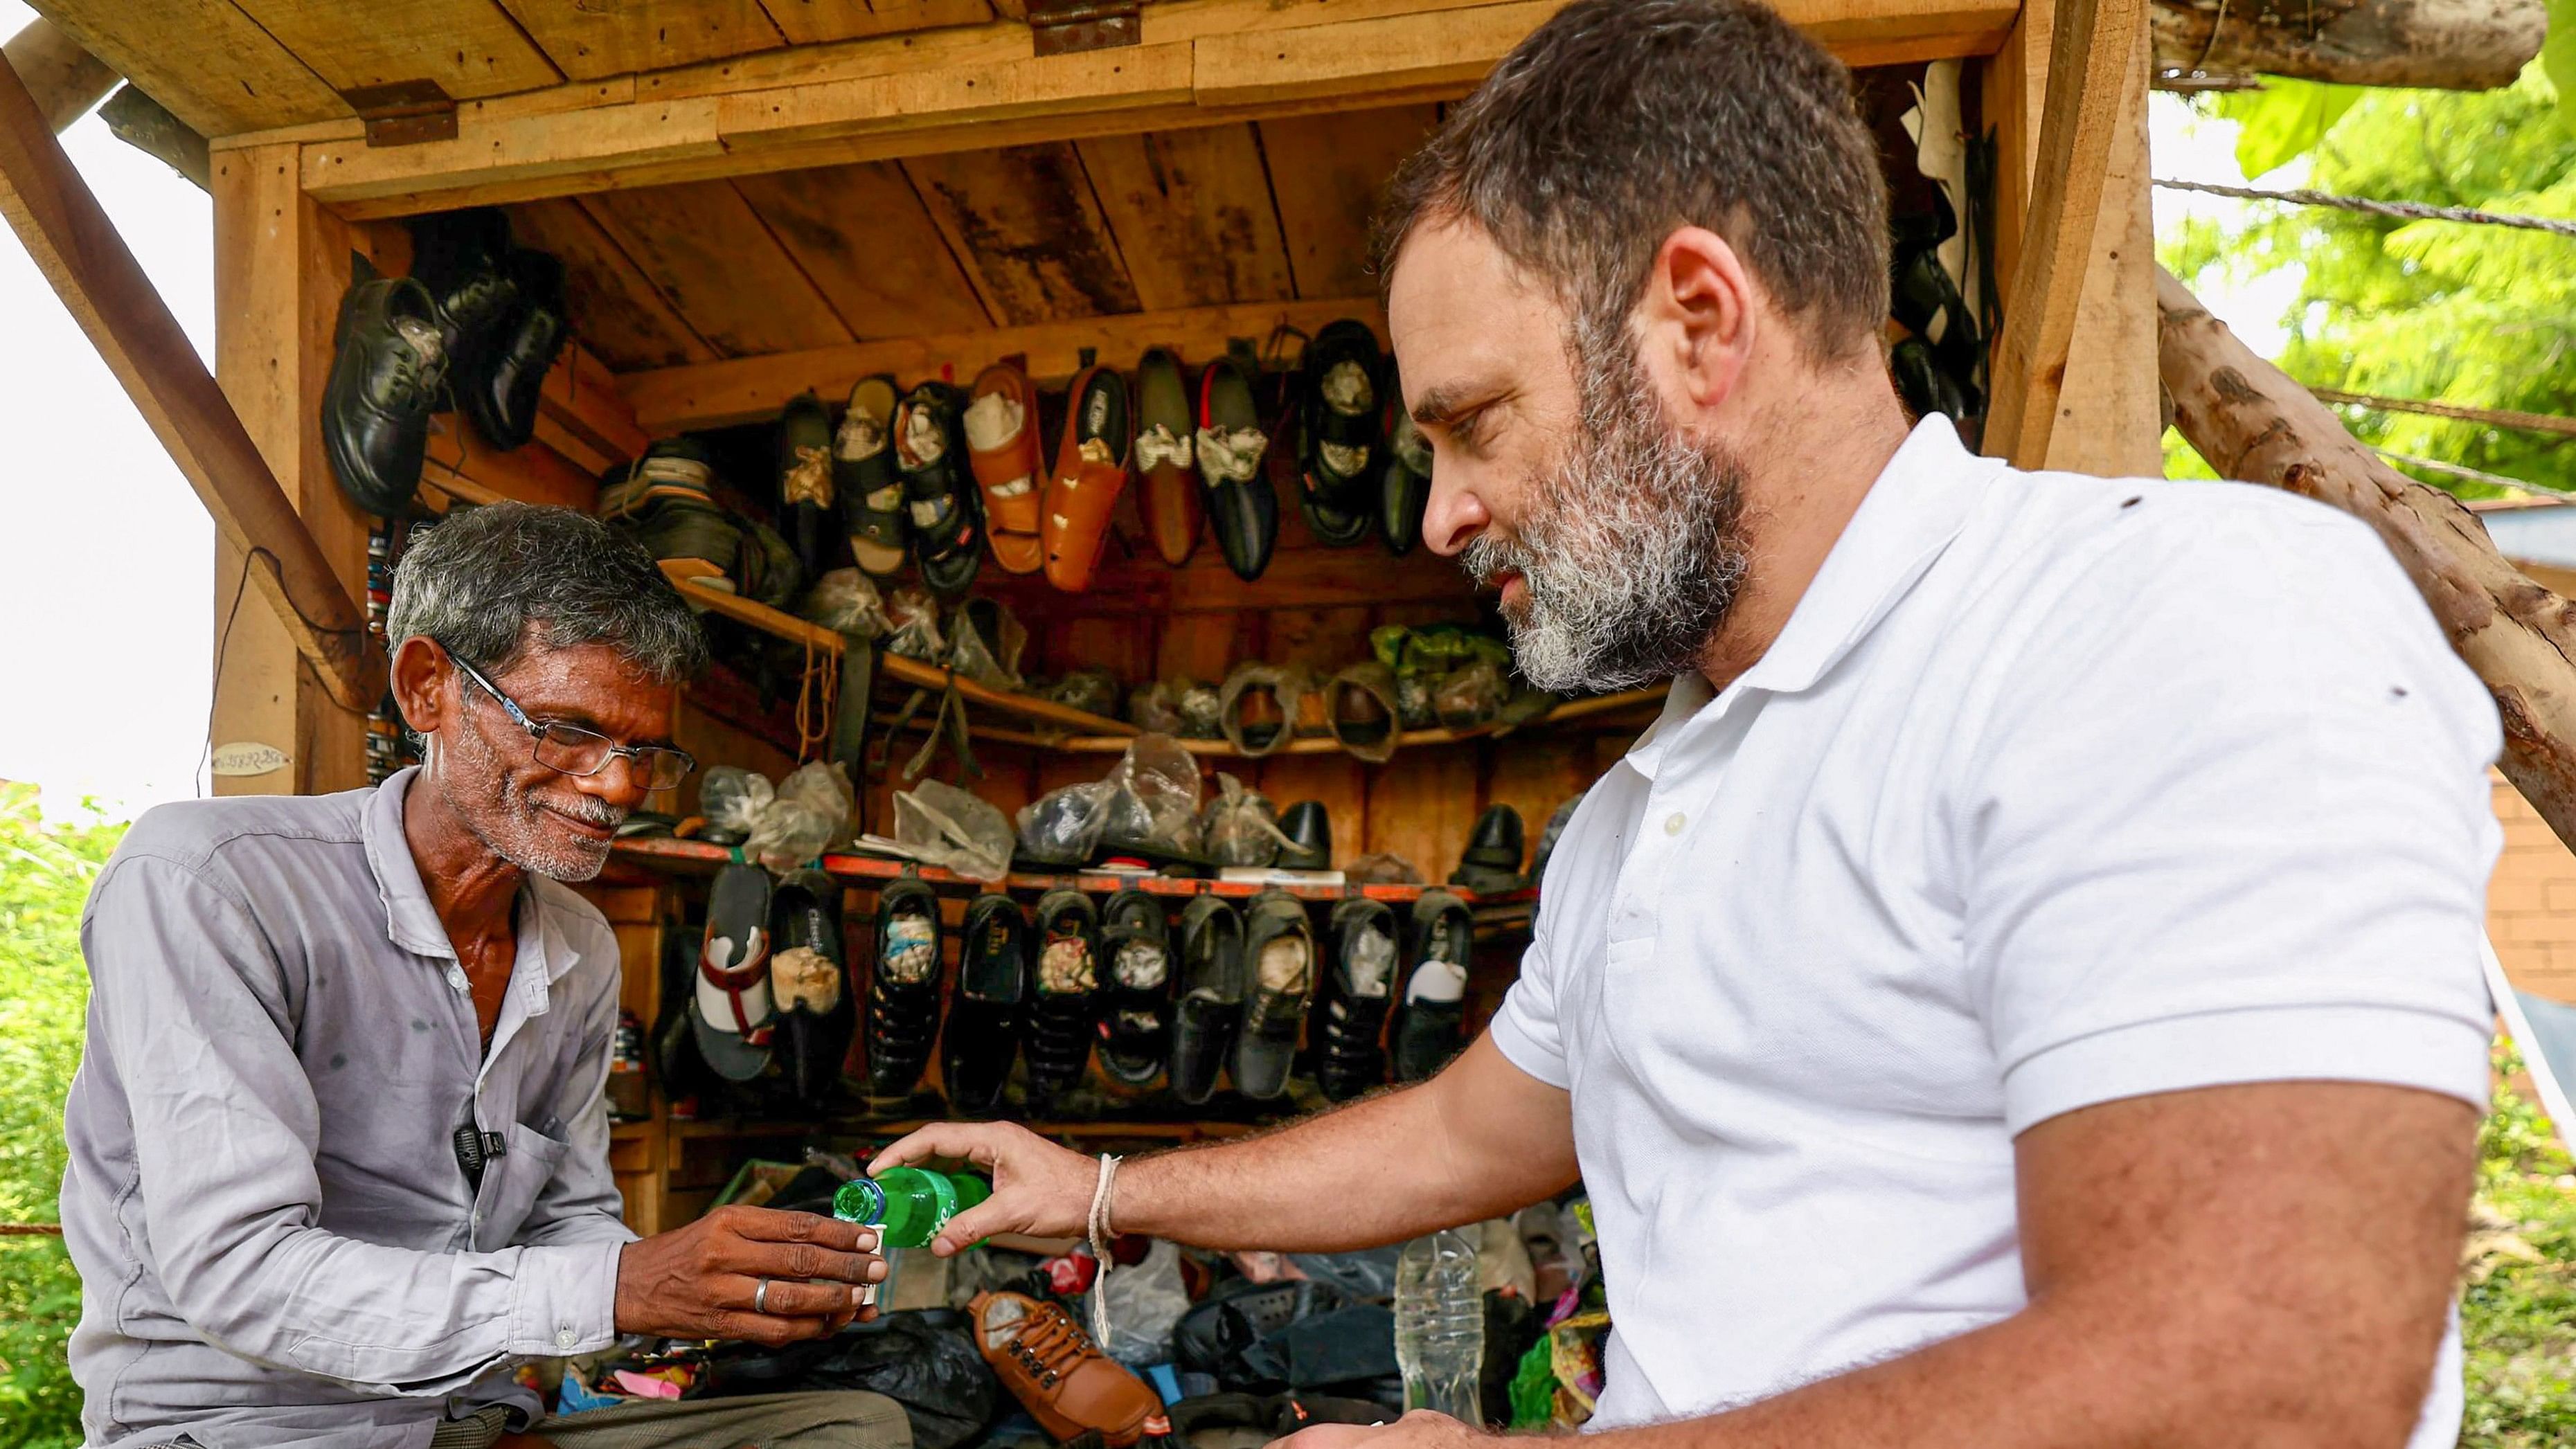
[364,766,579,988]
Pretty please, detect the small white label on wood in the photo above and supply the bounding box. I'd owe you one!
[211,742,292,777]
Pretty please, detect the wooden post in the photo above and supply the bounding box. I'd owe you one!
[2039,17,2160,477]
[208,144,375,795]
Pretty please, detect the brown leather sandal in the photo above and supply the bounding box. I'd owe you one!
[966,361,1046,575]
[1042,363,1132,593]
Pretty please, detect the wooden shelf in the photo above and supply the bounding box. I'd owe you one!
[608,834,1535,907]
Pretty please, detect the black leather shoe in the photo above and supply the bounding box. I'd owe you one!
[408,208,519,392]
[1393,890,1472,1082]
[1098,890,1174,1087]
[865,879,944,1102]
[1026,890,1100,1110]
[1276,801,1332,872]
[1170,896,1245,1105]
[1298,319,1383,548]
[944,893,1028,1117]
[1379,366,1431,556]
[458,247,566,451]
[769,870,852,1113]
[1315,897,1397,1101]
[1447,804,1526,894]
[1197,344,1278,582]
[323,277,449,516]
[777,391,839,584]
[1235,892,1314,1101]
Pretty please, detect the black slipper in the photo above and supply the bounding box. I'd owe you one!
[1235,891,1315,1101]
[768,868,851,1113]
[1378,368,1432,557]
[1197,343,1278,582]
[944,893,1029,1117]
[865,878,943,1102]
[1393,890,1472,1083]
[777,391,840,584]
[1170,896,1246,1106]
[1314,897,1397,1101]
[1098,890,1174,1087]
[690,863,776,1083]
[898,381,984,599]
[1298,319,1383,548]
[1026,890,1102,1110]
[837,375,907,577]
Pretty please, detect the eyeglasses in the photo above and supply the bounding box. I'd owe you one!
[438,642,697,792]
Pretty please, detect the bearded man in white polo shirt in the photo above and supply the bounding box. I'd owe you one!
[877,1,2501,1443]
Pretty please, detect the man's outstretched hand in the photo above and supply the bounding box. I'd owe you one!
[614,1205,886,1346]
[1278,1410,1484,1449]
[868,1121,1098,1255]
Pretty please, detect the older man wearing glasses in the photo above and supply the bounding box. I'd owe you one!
[62,504,902,1449]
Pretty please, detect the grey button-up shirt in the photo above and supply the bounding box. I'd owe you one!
[62,767,634,1448]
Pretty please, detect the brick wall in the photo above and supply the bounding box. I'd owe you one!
[2490,773,2576,1005]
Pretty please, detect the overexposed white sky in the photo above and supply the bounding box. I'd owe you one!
[0,11,2287,820]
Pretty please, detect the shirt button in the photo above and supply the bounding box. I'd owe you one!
[1663,812,1687,836]
[555,1327,578,1351]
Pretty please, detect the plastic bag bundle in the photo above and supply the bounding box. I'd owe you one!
[1016,781,1114,867]
[1199,772,1289,867]
[1035,667,1122,721]
[1126,679,1188,736]
[744,760,852,872]
[1177,681,1224,739]
[894,778,1013,882]
[948,600,1027,690]
[699,766,774,842]
[884,587,945,664]
[1101,734,1204,855]
[1091,1239,1191,1367]
[1433,659,1509,731]
[799,567,890,640]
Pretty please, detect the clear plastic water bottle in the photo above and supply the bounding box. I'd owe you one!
[1393,1227,1486,1423]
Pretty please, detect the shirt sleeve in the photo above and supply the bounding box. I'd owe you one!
[1489,925,1572,1089]
[1956,492,2502,1135]
[517,936,639,1249]
[81,855,624,1394]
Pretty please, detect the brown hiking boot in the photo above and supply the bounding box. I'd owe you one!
[971,1290,1165,1447]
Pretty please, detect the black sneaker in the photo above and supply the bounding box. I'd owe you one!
[1235,892,1314,1101]
[865,879,944,1102]
[1170,897,1245,1106]
[1098,890,1174,1088]
[1026,890,1101,1110]
[769,869,852,1114]
[322,277,449,516]
[458,247,566,451]
[1393,889,1472,1082]
[944,893,1029,1117]
[1314,897,1397,1101]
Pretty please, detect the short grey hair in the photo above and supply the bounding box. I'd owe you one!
[387,501,708,683]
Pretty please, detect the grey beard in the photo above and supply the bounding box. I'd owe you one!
[433,718,623,883]
[1464,363,1751,694]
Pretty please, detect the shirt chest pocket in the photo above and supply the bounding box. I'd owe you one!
[474,1119,571,1250]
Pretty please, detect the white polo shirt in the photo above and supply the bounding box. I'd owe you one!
[1490,419,2499,1443]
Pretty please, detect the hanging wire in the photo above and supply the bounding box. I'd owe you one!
[2154,179,2576,239]
[2375,448,2571,496]
[2312,388,2576,442]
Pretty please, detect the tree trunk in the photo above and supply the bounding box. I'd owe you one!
[2151,0,2543,90]
[2156,267,2576,852]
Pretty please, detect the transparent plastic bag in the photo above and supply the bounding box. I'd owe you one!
[1093,1239,1190,1367]
[1102,734,1203,854]
[745,760,852,871]
[699,766,773,843]
[1126,679,1187,736]
[1035,667,1122,721]
[1015,781,1114,867]
[1433,659,1509,731]
[799,567,889,640]
[894,777,1014,882]
[949,600,1027,690]
[1199,772,1289,867]
[1177,681,1224,739]
[884,586,945,664]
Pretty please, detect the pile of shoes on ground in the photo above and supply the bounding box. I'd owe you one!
[322,208,570,517]
[545,1161,1611,1447]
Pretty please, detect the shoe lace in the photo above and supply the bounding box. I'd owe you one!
[1012,1304,1095,1384]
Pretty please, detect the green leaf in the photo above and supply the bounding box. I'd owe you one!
[2219,78,2364,178]
[2548,0,2576,136]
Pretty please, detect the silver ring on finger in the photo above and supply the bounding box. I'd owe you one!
[754,1277,772,1315]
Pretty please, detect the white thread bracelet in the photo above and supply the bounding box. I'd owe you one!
[1086,1153,1122,1347]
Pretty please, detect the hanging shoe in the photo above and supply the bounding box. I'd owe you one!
[1026,890,1102,1110]
[1234,892,1314,1101]
[1170,896,1246,1106]
[458,247,566,451]
[1197,343,1277,582]
[690,864,777,1083]
[1135,348,1204,567]
[944,892,1030,1117]
[972,1290,1166,1448]
[1043,364,1133,593]
[1447,804,1527,895]
[1098,890,1174,1088]
[1378,366,1433,557]
[1274,801,1332,873]
[776,391,839,585]
[1315,897,1397,1101]
[407,208,519,397]
[865,878,945,1102]
[1393,889,1472,1082]
[898,381,984,600]
[1297,319,1383,548]
[1217,662,1309,759]
[965,362,1047,575]
[769,869,852,1113]
[837,375,908,579]
[323,277,450,517]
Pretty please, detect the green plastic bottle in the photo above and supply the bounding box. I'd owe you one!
[832,1168,992,1248]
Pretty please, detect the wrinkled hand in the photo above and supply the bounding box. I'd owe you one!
[869,1120,1098,1256]
[614,1204,886,1346]
[1275,1410,1483,1449]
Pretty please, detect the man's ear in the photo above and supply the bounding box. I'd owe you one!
[1637,226,1760,417]
[388,636,452,739]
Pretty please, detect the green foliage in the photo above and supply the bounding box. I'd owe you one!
[0,785,113,1449]
[2465,1038,2576,1446]
[2161,63,2576,496]
[2546,0,2576,135]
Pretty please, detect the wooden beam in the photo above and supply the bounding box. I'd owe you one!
[3,17,118,131]
[1980,0,2149,469]
[21,0,344,136]
[2035,20,2159,476]
[274,0,2016,219]
[0,60,375,715]
[620,294,1386,433]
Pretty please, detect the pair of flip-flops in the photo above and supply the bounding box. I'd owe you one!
[835,376,988,597]
[683,864,853,1112]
